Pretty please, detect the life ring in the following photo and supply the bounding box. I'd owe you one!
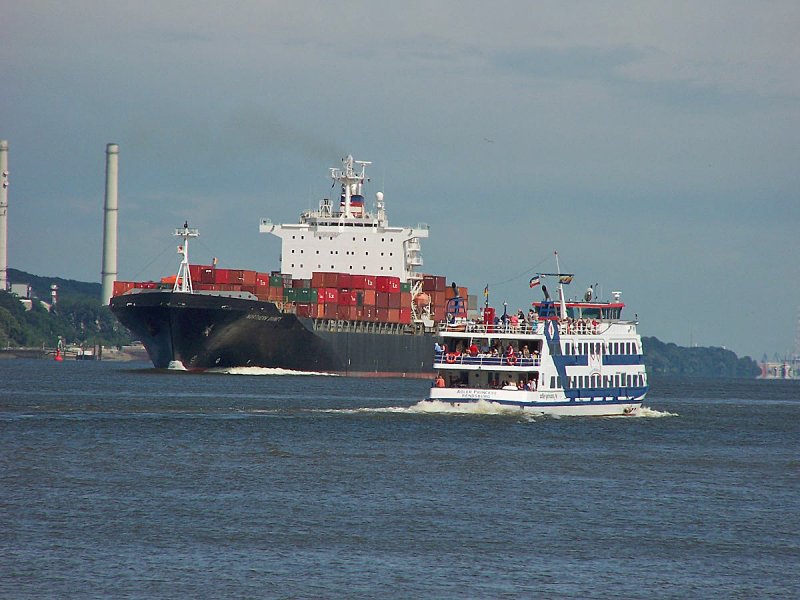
[446,352,457,364]
[507,353,517,366]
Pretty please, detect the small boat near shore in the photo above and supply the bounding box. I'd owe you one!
[424,263,648,417]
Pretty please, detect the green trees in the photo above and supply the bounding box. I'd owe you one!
[642,336,760,378]
[0,290,131,348]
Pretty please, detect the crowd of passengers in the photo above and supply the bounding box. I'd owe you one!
[434,340,540,360]
[434,372,538,391]
[448,307,539,328]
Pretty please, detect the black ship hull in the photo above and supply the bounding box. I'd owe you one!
[109,291,435,377]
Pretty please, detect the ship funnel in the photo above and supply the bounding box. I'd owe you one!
[101,143,119,305]
[0,140,8,292]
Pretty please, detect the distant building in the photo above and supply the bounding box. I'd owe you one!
[9,282,30,299]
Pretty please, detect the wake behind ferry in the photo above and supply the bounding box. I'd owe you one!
[425,264,648,417]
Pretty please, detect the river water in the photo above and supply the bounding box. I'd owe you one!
[1,359,798,598]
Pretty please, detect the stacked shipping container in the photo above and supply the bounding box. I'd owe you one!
[113,267,468,326]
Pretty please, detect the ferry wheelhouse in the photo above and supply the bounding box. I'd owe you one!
[426,275,648,416]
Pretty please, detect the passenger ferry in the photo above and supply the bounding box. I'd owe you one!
[425,270,648,416]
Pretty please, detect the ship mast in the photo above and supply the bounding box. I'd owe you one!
[555,251,567,319]
[174,222,199,293]
[330,155,371,218]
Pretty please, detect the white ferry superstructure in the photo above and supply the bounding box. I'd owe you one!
[426,278,648,417]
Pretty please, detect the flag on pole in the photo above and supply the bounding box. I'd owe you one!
[529,275,541,288]
[483,285,489,297]
[559,275,574,284]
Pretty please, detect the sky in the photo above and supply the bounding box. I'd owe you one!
[2,1,799,360]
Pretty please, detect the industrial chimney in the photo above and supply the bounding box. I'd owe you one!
[100,143,119,305]
[0,140,8,292]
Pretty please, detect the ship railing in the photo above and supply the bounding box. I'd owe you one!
[441,319,619,336]
[441,321,541,335]
[434,351,541,368]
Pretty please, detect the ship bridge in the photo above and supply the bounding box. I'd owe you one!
[260,156,429,282]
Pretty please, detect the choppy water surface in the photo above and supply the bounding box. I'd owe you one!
[1,359,798,598]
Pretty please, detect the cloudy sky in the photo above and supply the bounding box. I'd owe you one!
[3,1,798,360]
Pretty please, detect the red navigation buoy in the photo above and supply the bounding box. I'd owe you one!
[54,349,63,362]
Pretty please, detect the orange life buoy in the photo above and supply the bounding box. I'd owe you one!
[446,352,457,364]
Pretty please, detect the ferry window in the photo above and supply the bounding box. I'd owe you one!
[291,249,295,254]
[316,250,319,254]
[292,236,295,239]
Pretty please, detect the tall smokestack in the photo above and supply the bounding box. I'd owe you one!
[0,140,8,292]
[101,143,119,305]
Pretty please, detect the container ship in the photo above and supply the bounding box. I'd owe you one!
[110,156,470,376]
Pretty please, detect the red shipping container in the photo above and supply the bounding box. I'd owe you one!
[241,284,258,295]
[400,291,412,307]
[321,303,338,319]
[388,293,401,309]
[388,309,400,323]
[376,307,390,322]
[198,267,213,284]
[242,270,257,285]
[363,289,376,306]
[318,287,339,304]
[363,306,377,321]
[337,273,351,289]
[399,307,412,324]
[256,272,271,286]
[423,275,446,292]
[349,275,365,290]
[336,305,354,320]
[363,275,376,289]
[376,291,390,308]
[212,269,230,284]
[375,276,401,293]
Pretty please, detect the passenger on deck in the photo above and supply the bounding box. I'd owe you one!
[435,374,445,388]
[469,342,479,356]
[522,345,531,358]
[434,341,444,354]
